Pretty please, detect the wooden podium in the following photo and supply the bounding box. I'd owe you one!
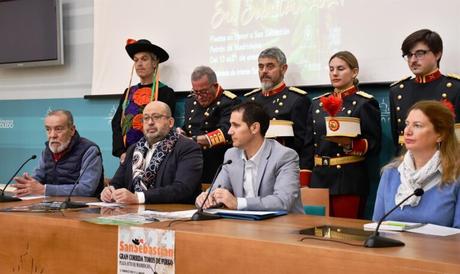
[0,198,459,273]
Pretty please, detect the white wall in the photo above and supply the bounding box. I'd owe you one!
[0,0,93,100]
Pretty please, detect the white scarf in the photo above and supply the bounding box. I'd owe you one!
[396,151,442,208]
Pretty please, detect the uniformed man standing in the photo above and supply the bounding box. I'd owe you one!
[177,66,240,183]
[390,29,460,154]
[245,47,311,171]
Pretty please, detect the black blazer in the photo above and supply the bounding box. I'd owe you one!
[110,135,203,204]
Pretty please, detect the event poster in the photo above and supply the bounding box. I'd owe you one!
[118,226,175,274]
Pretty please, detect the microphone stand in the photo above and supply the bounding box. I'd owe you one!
[59,152,102,209]
[364,188,424,248]
[0,155,37,202]
[191,160,232,221]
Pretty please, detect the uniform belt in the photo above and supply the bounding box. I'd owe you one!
[314,155,364,166]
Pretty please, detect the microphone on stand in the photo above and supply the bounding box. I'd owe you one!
[364,188,424,248]
[191,160,232,221]
[59,151,101,209]
[0,155,37,203]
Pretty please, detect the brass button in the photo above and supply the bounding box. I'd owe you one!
[400,131,404,134]
[399,84,404,89]
[205,122,208,125]
[337,165,341,169]
[314,131,317,135]
[442,93,447,98]
[188,125,191,128]
[251,97,255,101]
[272,117,277,120]
[319,102,323,107]
[204,112,209,116]
[347,110,352,115]
[191,109,194,113]
[283,95,287,99]
[274,109,279,114]
[188,117,192,121]
[217,101,221,105]
[313,120,316,123]
[397,95,402,100]
[397,118,401,123]
[352,101,357,105]
[193,101,197,105]
[336,153,341,157]
[314,143,317,147]
[279,102,283,106]
[396,106,400,111]
[315,109,320,114]
[447,82,453,88]
[188,131,192,134]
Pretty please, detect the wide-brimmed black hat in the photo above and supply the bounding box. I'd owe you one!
[125,39,169,63]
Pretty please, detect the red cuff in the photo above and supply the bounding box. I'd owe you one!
[300,169,312,187]
[206,129,226,147]
[349,139,368,156]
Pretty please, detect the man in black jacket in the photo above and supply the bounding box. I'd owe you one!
[102,101,203,204]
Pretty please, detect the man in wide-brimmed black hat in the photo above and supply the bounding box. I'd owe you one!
[111,39,176,163]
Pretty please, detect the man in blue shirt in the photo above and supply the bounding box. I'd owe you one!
[13,110,104,197]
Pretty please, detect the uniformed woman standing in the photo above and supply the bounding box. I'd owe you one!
[302,51,381,218]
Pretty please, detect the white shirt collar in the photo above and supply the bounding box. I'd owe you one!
[241,139,266,165]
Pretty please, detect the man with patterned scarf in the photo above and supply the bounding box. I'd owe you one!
[102,101,203,204]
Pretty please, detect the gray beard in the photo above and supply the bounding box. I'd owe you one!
[49,139,71,154]
[261,81,274,92]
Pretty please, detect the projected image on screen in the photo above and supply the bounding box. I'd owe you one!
[208,0,343,86]
[92,0,459,95]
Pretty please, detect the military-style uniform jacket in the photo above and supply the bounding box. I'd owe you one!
[389,70,460,154]
[303,86,381,196]
[244,82,311,162]
[182,86,241,183]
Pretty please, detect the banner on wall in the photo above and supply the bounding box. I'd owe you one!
[118,226,175,274]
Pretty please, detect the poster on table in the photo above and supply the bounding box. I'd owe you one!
[118,226,175,274]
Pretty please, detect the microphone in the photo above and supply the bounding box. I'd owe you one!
[59,151,101,209]
[364,188,424,248]
[0,155,37,203]
[191,159,232,221]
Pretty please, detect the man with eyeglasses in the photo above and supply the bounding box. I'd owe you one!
[13,110,104,197]
[176,66,240,183]
[390,29,460,154]
[101,101,203,204]
[244,47,311,185]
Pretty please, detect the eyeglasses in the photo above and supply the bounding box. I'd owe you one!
[403,50,431,61]
[191,84,215,97]
[142,114,169,122]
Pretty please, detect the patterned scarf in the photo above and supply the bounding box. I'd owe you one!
[132,130,179,191]
[396,150,442,208]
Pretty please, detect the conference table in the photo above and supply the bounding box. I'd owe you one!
[0,198,459,274]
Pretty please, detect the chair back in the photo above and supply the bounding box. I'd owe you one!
[300,187,330,216]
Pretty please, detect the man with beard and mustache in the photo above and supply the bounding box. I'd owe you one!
[101,101,203,204]
[244,47,311,185]
[13,110,104,197]
[390,29,460,155]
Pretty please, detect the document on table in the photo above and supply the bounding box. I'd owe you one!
[86,202,123,208]
[407,224,460,236]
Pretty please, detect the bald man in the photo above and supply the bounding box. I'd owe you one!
[101,101,203,204]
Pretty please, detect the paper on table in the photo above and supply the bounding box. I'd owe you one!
[205,209,284,215]
[142,209,197,219]
[86,202,123,208]
[19,195,46,201]
[407,224,460,236]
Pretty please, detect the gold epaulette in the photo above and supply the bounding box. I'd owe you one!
[390,76,411,87]
[288,86,308,95]
[313,92,330,100]
[244,88,261,97]
[223,90,237,99]
[356,91,373,99]
[447,73,460,81]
